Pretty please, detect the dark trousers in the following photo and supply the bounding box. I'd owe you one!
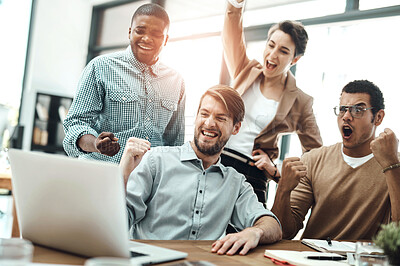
[220,152,269,208]
[221,150,270,234]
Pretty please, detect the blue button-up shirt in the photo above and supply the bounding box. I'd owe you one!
[126,142,278,240]
[63,46,185,164]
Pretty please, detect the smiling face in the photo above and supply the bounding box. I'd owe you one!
[129,15,168,65]
[338,92,383,157]
[193,95,240,157]
[263,30,300,78]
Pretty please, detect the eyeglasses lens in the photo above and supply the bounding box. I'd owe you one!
[335,106,363,118]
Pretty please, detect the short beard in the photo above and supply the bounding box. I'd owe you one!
[194,135,228,156]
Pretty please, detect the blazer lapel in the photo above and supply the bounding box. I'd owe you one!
[259,71,298,135]
[236,60,263,96]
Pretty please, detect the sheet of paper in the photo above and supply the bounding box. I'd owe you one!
[265,250,348,266]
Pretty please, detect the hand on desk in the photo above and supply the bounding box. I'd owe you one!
[211,227,263,255]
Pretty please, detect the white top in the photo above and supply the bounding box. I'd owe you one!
[341,144,374,168]
[227,78,279,157]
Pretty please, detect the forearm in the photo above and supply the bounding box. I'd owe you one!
[271,189,299,239]
[370,129,400,221]
[384,167,400,221]
[121,159,141,189]
[253,216,282,244]
[77,134,98,153]
[222,0,249,79]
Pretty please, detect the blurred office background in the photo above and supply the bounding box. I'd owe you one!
[1,0,400,157]
[0,0,400,236]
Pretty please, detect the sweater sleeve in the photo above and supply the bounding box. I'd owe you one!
[287,151,315,239]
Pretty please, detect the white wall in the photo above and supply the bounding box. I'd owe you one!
[19,0,93,150]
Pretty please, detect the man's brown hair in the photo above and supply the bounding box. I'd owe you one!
[198,85,245,125]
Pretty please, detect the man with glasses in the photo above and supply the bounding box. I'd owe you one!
[271,80,400,240]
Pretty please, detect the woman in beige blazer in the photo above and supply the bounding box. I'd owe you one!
[221,0,322,207]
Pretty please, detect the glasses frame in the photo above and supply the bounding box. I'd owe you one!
[333,105,374,118]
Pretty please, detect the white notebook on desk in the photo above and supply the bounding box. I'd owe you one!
[301,239,356,254]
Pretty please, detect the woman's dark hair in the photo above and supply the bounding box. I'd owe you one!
[268,20,308,57]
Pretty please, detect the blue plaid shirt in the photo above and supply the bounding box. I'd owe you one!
[63,46,185,164]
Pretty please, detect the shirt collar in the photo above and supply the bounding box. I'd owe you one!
[125,45,160,76]
[180,142,227,178]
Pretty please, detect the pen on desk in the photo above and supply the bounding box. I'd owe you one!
[307,256,346,261]
[326,237,332,246]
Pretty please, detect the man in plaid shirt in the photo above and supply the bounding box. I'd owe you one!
[63,3,185,164]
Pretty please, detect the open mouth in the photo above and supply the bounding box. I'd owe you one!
[342,125,353,139]
[266,60,277,70]
[201,129,219,139]
[138,43,153,51]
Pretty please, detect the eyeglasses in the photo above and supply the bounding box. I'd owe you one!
[333,105,374,118]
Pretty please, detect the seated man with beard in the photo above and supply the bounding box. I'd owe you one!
[120,85,282,255]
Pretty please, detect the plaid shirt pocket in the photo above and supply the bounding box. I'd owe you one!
[107,90,141,131]
[152,99,178,130]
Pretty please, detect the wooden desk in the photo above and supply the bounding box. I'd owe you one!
[0,171,12,191]
[33,240,314,265]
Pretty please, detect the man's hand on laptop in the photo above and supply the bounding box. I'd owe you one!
[120,137,151,187]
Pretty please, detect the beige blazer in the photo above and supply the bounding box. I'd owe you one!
[222,4,322,160]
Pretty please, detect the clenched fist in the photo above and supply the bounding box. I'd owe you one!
[370,128,399,169]
[280,157,307,193]
[95,132,120,156]
[120,137,151,186]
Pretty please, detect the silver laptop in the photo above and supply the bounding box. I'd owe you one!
[8,149,187,264]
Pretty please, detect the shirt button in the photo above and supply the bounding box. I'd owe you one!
[170,105,173,109]
[122,97,126,101]
[196,210,199,214]
[192,231,195,235]
[149,99,152,103]
[199,190,202,193]
[145,136,149,140]
[202,172,205,175]
[147,117,150,121]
